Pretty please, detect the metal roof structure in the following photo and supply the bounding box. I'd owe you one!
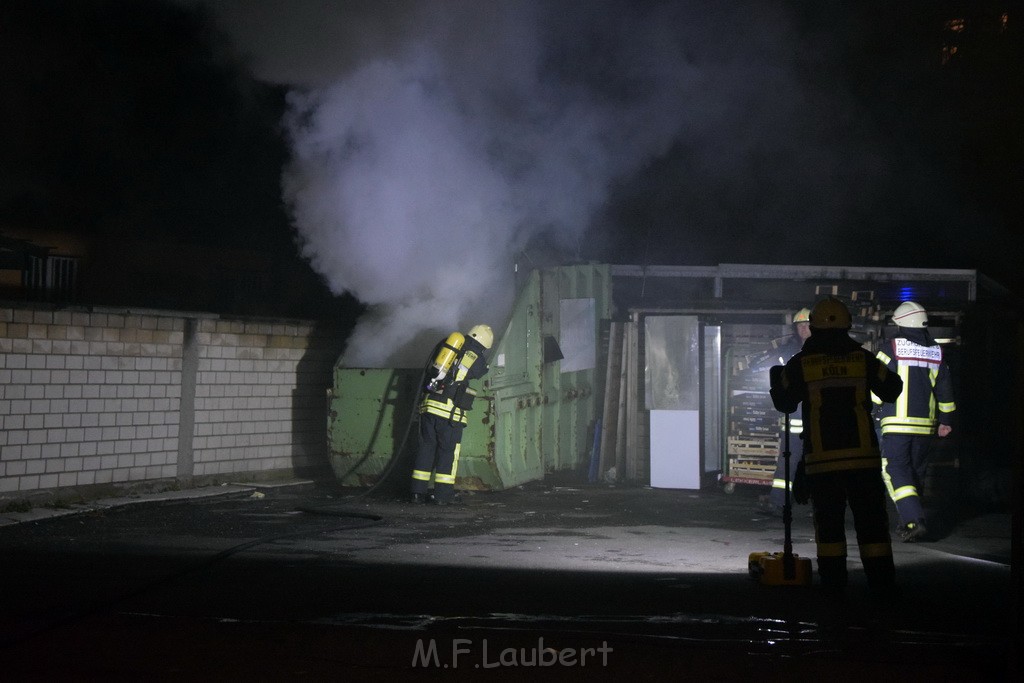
[608,263,1007,320]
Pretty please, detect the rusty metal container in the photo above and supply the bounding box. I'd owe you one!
[327,263,613,490]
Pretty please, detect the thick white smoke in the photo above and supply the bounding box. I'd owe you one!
[281,46,520,366]
[201,0,834,366]
[271,1,719,366]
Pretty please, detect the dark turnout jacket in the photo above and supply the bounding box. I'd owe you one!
[874,327,955,435]
[770,330,903,476]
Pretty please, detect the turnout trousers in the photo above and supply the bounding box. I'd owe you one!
[881,433,930,526]
[808,468,895,590]
[410,413,463,503]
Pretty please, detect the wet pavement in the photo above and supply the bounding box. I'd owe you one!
[0,479,1017,680]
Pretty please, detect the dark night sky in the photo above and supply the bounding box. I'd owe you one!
[1,1,1022,337]
[1,0,290,248]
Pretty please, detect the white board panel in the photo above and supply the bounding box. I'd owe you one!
[649,409,701,490]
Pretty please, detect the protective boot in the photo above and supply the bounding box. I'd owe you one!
[900,519,928,542]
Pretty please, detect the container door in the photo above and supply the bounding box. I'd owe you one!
[645,315,702,489]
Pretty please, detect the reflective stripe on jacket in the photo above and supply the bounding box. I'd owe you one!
[420,340,488,424]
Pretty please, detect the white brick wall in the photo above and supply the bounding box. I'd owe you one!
[0,309,183,493]
[191,319,328,477]
[0,307,343,499]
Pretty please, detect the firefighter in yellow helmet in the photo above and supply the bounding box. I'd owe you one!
[782,307,813,354]
[874,301,956,542]
[410,324,493,505]
[769,297,903,594]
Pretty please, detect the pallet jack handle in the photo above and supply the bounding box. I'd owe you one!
[782,412,795,581]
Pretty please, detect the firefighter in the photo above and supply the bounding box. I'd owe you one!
[762,308,812,514]
[875,301,956,542]
[410,324,493,505]
[769,297,903,594]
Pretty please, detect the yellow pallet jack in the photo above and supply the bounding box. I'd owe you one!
[748,411,813,586]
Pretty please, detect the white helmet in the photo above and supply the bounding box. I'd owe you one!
[792,308,811,324]
[468,324,494,349]
[893,301,928,328]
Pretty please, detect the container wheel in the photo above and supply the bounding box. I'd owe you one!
[723,482,736,494]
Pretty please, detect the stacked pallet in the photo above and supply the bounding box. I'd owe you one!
[723,287,882,488]
[725,366,781,484]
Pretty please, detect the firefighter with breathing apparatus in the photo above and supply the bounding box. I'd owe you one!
[410,324,493,505]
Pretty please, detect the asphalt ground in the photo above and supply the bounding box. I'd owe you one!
[0,479,1017,681]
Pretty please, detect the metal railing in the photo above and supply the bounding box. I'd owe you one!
[22,254,80,302]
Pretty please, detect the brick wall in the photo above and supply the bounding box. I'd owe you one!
[0,306,346,501]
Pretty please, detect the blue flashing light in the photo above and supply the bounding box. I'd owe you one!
[897,286,917,301]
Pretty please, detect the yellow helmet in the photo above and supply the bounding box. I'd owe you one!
[893,301,928,328]
[792,308,811,324]
[810,297,851,330]
[468,324,494,349]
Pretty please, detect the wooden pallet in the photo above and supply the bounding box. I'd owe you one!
[727,436,780,457]
[727,464,774,481]
[730,458,776,470]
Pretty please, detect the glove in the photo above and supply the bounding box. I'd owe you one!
[769,365,800,414]
[792,460,809,505]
